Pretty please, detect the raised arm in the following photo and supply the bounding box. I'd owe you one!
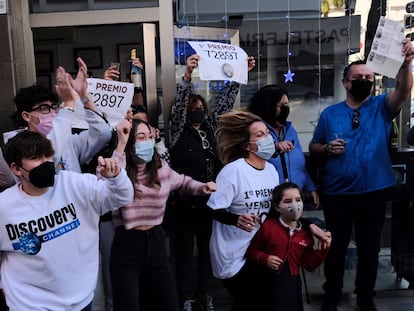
[387,39,414,114]
[168,54,199,149]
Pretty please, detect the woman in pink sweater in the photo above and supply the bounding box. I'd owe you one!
[110,119,216,311]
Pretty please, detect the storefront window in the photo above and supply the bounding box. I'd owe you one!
[173,14,360,150]
[30,0,158,13]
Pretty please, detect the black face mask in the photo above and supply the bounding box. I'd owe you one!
[188,108,205,124]
[276,105,290,125]
[22,161,56,188]
[348,79,373,101]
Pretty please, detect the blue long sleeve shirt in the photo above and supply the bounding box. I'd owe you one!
[267,121,317,192]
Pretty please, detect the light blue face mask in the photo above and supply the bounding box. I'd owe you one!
[252,135,275,160]
[134,140,155,163]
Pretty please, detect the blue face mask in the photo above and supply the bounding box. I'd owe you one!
[135,140,155,163]
[252,135,275,160]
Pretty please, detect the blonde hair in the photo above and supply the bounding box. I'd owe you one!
[216,109,262,165]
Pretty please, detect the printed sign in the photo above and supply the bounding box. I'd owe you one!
[0,0,6,14]
[86,78,134,127]
[188,41,248,84]
[366,17,405,78]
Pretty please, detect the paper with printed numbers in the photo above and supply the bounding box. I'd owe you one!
[188,41,248,84]
[366,17,405,78]
[85,78,134,128]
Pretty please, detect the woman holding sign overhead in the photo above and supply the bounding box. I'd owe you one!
[166,54,255,311]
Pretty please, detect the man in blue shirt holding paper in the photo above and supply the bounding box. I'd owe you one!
[309,38,414,311]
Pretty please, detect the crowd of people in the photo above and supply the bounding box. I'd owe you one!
[0,35,412,311]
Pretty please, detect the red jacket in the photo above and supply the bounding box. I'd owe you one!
[247,218,329,275]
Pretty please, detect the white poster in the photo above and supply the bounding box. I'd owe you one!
[86,78,134,128]
[0,0,6,14]
[366,17,405,78]
[188,41,248,84]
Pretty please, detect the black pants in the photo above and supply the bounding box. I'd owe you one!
[110,226,178,311]
[0,291,7,311]
[221,263,256,311]
[173,222,213,304]
[322,190,388,301]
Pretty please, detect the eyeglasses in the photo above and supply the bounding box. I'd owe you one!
[30,103,59,114]
[198,130,210,149]
[352,110,360,129]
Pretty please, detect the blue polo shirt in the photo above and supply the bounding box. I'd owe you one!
[311,94,396,195]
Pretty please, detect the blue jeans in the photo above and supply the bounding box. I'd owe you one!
[110,226,178,311]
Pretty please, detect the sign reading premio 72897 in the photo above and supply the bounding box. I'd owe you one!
[87,78,134,127]
[188,41,248,84]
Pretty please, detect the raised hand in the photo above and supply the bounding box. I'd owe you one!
[184,54,200,81]
[70,57,88,97]
[247,56,256,71]
[55,66,77,108]
[103,65,120,81]
[97,156,121,178]
[115,119,132,149]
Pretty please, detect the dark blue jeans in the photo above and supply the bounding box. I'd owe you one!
[322,190,388,302]
[110,226,178,311]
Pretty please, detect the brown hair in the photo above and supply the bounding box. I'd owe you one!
[215,109,262,165]
[4,131,55,167]
[188,93,209,115]
[124,119,161,199]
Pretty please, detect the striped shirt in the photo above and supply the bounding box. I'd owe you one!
[112,151,207,229]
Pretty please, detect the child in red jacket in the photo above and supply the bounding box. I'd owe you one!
[247,182,331,311]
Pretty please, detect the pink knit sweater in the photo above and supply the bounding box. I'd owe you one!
[112,151,207,229]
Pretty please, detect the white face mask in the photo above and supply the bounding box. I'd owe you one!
[278,201,303,221]
[251,135,275,160]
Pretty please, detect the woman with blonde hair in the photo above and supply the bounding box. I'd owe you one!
[207,109,280,311]
[208,110,331,311]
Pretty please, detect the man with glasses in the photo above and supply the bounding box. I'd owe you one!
[13,59,112,174]
[0,59,113,311]
[309,39,414,311]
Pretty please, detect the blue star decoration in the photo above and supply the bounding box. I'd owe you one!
[284,69,295,83]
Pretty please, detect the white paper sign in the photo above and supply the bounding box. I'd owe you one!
[87,78,134,127]
[188,41,248,84]
[366,17,405,78]
[0,0,7,14]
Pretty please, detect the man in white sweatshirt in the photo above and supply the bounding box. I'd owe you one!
[0,130,133,311]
